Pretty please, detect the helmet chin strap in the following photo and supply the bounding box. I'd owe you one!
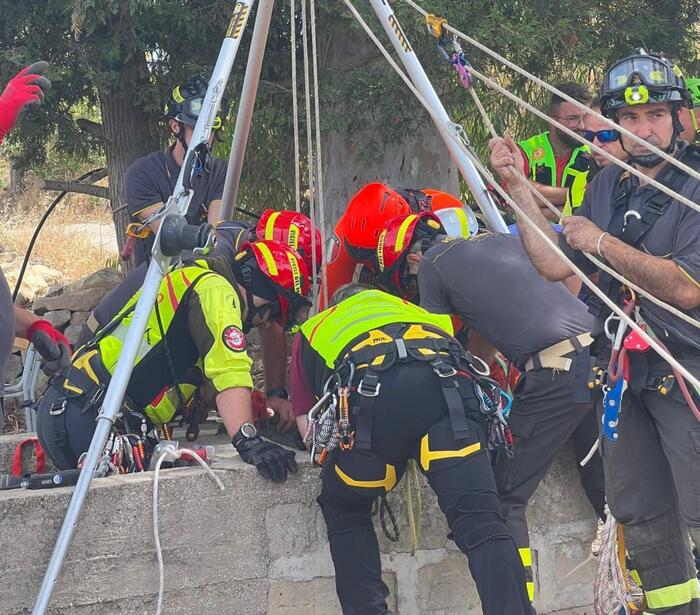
[174,121,189,154]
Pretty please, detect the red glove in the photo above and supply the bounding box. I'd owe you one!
[0,61,51,143]
[26,319,72,376]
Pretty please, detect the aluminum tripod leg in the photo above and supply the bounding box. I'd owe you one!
[220,0,276,220]
[367,0,508,233]
[31,3,257,613]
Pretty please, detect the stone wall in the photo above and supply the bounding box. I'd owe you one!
[0,428,597,615]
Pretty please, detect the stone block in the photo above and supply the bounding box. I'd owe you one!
[63,324,84,345]
[70,311,91,326]
[33,269,122,313]
[417,552,481,614]
[43,309,71,330]
[268,573,397,615]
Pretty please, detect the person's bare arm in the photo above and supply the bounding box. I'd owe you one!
[489,136,573,281]
[529,181,567,219]
[260,323,295,432]
[14,306,39,339]
[567,223,700,309]
[207,199,223,224]
[135,203,164,233]
[467,330,497,365]
[216,386,254,436]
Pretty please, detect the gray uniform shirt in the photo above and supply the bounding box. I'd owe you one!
[559,144,700,350]
[0,269,15,396]
[418,234,595,367]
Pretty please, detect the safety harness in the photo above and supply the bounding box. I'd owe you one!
[47,267,215,467]
[308,322,512,463]
[586,146,700,439]
[588,144,700,323]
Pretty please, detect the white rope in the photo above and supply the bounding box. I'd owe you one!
[402,0,700,188]
[291,0,302,213]
[152,446,224,615]
[462,78,700,331]
[308,0,329,308]
[465,63,700,216]
[301,0,320,306]
[342,0,700,393]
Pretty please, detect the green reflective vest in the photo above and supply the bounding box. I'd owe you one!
[300,289,454,368]
[81,264,213,424]
[518,131,590,216]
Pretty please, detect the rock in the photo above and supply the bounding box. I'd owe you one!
[70,311,90,326]
[3,353,23,384]
[43,310,71,330]
[1,258,63,302]
[63,324,85,346]
[33,268,122,313]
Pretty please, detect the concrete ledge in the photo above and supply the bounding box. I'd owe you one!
[0,433,596,614]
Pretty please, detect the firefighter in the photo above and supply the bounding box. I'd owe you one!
[291,284,531,615]
[36,240,310,482]
[372,211,604,604]
[490,49,700,614]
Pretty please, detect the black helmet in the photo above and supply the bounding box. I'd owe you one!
[600,49,691,167]
[600,49,691,117]
[164,76,222,130]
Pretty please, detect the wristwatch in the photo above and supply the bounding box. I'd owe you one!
[266,387,289,400]
[232,422,258,448]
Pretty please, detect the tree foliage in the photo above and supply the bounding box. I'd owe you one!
[1,0,698,214]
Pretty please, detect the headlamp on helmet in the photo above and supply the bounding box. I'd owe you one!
[600,49,691,117]
[165,76,223,130]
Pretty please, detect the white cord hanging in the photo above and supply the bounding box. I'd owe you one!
[152,446,225,615]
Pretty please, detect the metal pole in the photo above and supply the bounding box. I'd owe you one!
[220,0,276,220]
[367,0,508,233]
[31,3,256,613]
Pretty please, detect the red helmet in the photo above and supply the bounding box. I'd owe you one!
[375,212,445,298]
[342,183,415,250]
[256,209,323,275]
[234,240,311,331]
[420,189,464,211]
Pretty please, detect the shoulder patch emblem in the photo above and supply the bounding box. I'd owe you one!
[532,147,545,162]
[222,325,247,352]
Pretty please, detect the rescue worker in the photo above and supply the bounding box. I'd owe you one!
[321,182,474,307]
[517,82,592,219]
[36,239,311,482]
[373,211,605,604]
[124,76,228,265]
[77,210,322,432]
[490,49,700,614]
[680,77,699,145]
[291,284,531,615]
[583,98,627,175]
[0,61,72,425]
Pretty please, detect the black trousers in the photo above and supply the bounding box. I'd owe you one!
[317,363,531,615]
[495,351,605,551]
[36,382,101,470]
[599,356,700,615]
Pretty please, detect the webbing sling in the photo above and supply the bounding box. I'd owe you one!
[337,323,471,450]
[589,145,700,321]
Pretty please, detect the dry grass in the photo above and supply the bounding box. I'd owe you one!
[0,172,118,287]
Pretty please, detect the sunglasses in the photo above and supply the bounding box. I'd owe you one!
[582,129,620,144]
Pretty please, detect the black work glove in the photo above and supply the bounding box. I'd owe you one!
[233,435,297,483]
[27,320,72,375]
